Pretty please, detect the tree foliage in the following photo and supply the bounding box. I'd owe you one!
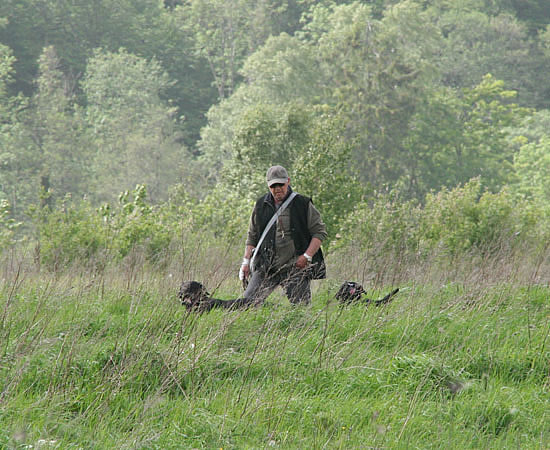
[31,46,90,202]
[0,40,19,203]
[199,1,442,188]
[82,48,187,203]
[431,7,547,108]
[403,75,531,197]
[1,45,85,217]
[509,110,550,202]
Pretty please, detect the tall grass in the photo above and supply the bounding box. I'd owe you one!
[1,244,550,449]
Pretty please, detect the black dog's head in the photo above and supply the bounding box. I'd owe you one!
[178,281,211,309]
[336,281,399,306]
[335,281,366,303]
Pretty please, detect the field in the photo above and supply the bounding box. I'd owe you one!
[1,249,550,449]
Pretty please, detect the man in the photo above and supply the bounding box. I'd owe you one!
[239,165,327,305]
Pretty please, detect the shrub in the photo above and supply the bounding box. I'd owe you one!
[331,188,422,255]
[33,194,107,269]
[0,199,21,252]
[333,178,539,261]
[33,185,181,269]
[420,179,535,255]
[107,185,175,261]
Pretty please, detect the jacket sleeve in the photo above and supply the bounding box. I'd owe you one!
[245,207,260,247]
[307,202,328,242]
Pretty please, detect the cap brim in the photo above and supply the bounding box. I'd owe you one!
[268,178,288,187]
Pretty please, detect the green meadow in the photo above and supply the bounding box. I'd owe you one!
[1,250,549,449]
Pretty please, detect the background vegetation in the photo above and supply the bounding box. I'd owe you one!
[1,1,550,237]
[2,0,550,447]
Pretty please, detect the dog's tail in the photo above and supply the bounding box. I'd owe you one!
[369,288,399,306]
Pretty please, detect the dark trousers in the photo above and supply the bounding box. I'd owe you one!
[243,266,312,305]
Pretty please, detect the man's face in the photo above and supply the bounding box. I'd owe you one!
[269,180,289,203]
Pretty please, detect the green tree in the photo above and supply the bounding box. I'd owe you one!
[146,6,216,148]
[203,104,364,240]
[0,45,88,217]
[508,0,550,34]
[0,1,214,149]
[413,0,550,32]
[0,0,167,95]
[180,0,313,100]
[0,39,27,212]
[431,8,546,108]
[0,38,16,172]
[513,137,550,203]
[542,24,550,56]
[291,111,364,238]
[329,1,440,186]
[30,46,90,203]
[215,103,314,206]
[82,48,189,203]
[197,32,319,182]
[403,75,530,197]
[198,1,442,189]
[509,110,550,203]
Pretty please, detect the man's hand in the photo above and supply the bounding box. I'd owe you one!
[297,238,321,270]
[239,258,250,281]
[296,253,312,269]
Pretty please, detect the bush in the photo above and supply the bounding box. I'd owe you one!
[26,178,548,272]
[331,188,422,255]
[33,185,182,269]
[420,179,535,255]
[0,199,21,252]
[33,194,107,269]
[333,178,540,260]
[30,184,240,271]
[106,185,175,261]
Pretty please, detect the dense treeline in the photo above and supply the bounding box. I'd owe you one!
[1,0,550,264]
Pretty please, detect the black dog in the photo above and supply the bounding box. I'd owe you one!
[336,281,399,306]
[178,281,248,311]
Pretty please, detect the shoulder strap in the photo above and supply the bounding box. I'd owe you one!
[250,192,297,272]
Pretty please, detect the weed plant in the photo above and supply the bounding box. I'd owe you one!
[1,244,550,449]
